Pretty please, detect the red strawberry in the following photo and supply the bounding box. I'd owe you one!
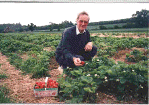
[35,82,38,84]
[55,82,59,85]
[48,79,53,82]
[35,86,39,89]
[53,80,56,83]
[41,84,45,88]
[53,85,58,88]
[81,61,85,65]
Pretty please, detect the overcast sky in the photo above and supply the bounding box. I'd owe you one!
[0,3,149,26]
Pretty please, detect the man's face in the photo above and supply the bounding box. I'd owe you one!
[77,14,89,33]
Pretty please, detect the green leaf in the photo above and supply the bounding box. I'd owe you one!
[91,87,96,93]
[64,82,72,87]
[120,78,126,84]
[138,75,144,83]
[70,70,82,76]
[81,76,93,83]
[84,87,93,93]
[78,82,84,86]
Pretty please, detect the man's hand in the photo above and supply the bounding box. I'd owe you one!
[84,42,93,52]
[73,57,83,66]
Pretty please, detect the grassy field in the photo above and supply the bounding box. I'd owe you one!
[0,31,148,103]
[87,23,127,30]
[34,27,149,35]
[89,27,149,33]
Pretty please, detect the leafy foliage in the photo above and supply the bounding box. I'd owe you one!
[28,23,36,32]
[0,86,14,103]
[58,56,148,103]
[132,9,149,28]
[126,49,148,62]
[0,33,57,78]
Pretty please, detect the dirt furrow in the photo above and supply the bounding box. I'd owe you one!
[0,53,63,104]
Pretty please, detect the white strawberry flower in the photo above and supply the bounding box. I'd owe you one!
[123,70,126,73]
[105,79,108,82]
[97,59,99,61]
[132,70,134,72]
[94,74,98,77]
[116,79,120,81]
[87,74,91,76]
[104,76,107,79]
[140,85,143,88]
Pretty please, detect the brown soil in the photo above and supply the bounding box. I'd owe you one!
[48,56,59,70]
[0,53,63,104]
[91,33,148,39]
[112,48,135,64]
[96,91,143,104]
[43,47,55,52]
[112,47,147,65]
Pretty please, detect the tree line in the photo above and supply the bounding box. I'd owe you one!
[0,9,148,33]
[93,9,149,30]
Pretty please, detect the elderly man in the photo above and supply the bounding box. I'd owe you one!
[55,11,97,72]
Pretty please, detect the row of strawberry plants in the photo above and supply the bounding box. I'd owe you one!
[0,38,43,54]
[58,56,148,103]
[91,36,148,57]
[0,33,55,78]
[2,33,61,48]
[2,50,55,78]
[92,36,148,50]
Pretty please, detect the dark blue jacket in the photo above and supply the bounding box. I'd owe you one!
[55,26,91,63]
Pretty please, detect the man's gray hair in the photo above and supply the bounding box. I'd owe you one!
[76,11,90,21]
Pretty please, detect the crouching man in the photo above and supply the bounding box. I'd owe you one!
[55,11,97,74]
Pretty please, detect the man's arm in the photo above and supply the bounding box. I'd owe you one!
[61,31,74,62]
[84,31,93,52]
[84,42,93,52]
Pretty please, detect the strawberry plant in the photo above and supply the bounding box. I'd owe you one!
[58,56,148,103]
[126,49,148,62]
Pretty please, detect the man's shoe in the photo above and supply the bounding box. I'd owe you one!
[58,66,63,75]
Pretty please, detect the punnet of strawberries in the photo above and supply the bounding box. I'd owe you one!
[34,79,59,89]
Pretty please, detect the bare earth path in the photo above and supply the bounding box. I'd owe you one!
[91,33,148,39]
[0,53,64,104]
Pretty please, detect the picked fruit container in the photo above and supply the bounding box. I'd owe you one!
[34,77,58,97]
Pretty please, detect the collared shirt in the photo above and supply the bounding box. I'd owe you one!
[76,25,86,35]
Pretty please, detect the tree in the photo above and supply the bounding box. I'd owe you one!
[132,9,149,28]
[61,20,74,28]
[28,23,36,31]
[114,25,119,29]
[58,24,63,31]
[19,27,24,32]
[99,25,107,30]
